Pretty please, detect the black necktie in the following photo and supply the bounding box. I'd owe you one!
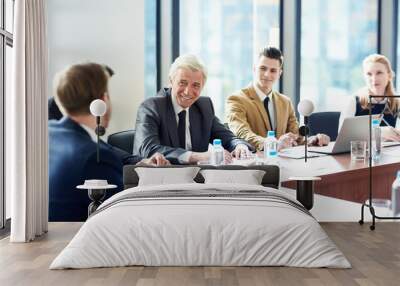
[178,110,186,149]
[263,97,273,130]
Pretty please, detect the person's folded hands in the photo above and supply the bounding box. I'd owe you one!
[141,152,170,166]
[277,132,298,150]
[231,144,251,160]
[382,126,400,142]
[223,149,233,164]
[307,133,330,146]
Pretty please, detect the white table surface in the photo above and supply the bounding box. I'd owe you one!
[280,187,395,222]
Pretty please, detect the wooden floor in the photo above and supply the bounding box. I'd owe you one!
[0,222,399,286]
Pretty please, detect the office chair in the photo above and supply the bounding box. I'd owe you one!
[48,97,63,120]
[107,130,135,153]
[308,112,341,141]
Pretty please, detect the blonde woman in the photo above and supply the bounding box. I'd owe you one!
[339,54,400,141]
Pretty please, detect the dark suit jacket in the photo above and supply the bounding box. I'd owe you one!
[133,88,253,164]
[49,117,141,222]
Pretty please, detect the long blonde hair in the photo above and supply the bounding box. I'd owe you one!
[358,54,398,113]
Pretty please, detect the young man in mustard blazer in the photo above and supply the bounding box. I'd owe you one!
[226,46,330,151]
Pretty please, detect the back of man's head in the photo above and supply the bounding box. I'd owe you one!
[258,46,283,67]
[55,63,108,116]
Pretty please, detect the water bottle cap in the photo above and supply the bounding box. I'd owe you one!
[267,130,275,137]
[372,119,380,126]
[213,139,222,146]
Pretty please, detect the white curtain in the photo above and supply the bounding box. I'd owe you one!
[8,0,48,242]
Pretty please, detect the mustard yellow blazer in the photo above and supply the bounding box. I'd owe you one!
[225,86,299,151]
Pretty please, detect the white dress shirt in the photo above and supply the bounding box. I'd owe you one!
[80,123,97,143]
[170,95,248,163]
[254,83,276,130]
[171,94,192,163]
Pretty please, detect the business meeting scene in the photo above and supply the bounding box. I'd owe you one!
[1,0,400,285]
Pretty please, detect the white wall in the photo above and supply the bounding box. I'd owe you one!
[47,0,145,135]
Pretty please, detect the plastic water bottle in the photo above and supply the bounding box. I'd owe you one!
[372,119,381,161]
[211,139,224,165]
[264,131,278,159]
[392,171,400,216]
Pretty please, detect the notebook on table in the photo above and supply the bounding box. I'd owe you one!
[279,145,327,159]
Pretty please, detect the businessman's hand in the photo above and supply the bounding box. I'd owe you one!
[277,132,298,150]
[189,151,210,164]
[231,144,251,159]
[224,149,233,164]
[382,127,400,142]
[308,133,330,146]
[140,152,170,166]
[189,150,233,164]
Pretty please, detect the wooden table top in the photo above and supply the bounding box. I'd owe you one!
[257,145,400,182]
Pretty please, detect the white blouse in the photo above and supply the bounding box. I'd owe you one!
[338,96,388,132]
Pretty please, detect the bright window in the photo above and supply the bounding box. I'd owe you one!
[1,0,14,228]
[144,0,157,98]
[397,3,400,90]
[300,0,378,112]
[180,0,280,119]
[5,44,12,219]
[5,0,14,32]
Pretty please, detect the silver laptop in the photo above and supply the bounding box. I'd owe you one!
[308,115,371,155]
[383,141,400,147]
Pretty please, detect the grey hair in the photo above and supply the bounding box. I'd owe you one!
[168,54,208,84]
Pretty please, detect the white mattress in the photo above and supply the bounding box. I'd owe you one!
[50,183,351,269]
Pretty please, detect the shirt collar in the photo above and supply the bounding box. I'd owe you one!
[371,97,388,104]
[253,82,272,102]
[171,93,188,115]
[79,123,97,142]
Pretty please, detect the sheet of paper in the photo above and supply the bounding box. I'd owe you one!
[279,147,327,159]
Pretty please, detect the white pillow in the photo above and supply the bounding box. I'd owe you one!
[200,169,266,185]
[135,167,200,186]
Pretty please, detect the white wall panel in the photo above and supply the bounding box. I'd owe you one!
[47,0,145,135]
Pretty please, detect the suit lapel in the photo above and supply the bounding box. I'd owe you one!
[247,87,271,131]
[189,104,201,151]
[272,91,285,136]
[165,93,180,147]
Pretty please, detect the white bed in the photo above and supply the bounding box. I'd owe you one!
[50,183,351,269]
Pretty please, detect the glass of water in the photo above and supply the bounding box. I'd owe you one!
[350,140,367,161]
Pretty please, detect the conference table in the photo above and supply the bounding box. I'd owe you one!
[278,145,400,203]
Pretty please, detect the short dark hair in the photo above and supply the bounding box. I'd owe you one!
[56,63,108,116]
[259,46,283,66]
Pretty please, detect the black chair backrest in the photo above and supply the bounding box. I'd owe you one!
[48,97,63,120]
[107,130,135,153]
[308,112,340,141]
